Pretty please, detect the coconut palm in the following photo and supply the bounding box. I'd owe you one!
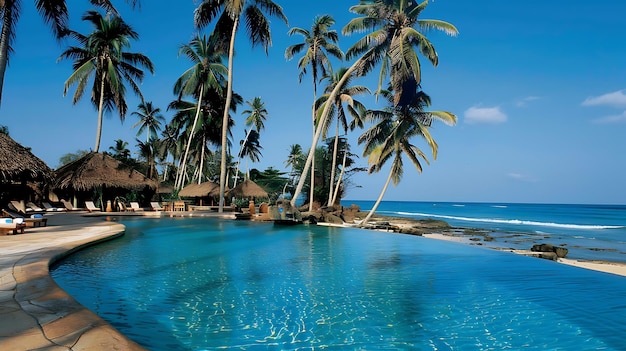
[59,10,154,153]
[357,86,457,226]
[136,137,158,179]
[194,0,288,212]
[0,0,139,109]
[233,96,268,187]
[172,34,228,189]
[290,0,458,207]
[316,67,369,205]
[285,14,343,210]
[109,139,130,160]
[132,101,165,142]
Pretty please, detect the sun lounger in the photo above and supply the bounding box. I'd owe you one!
[0,218,26,235]
[129,202,143,211]
[60,200,83,211]
[42,202,65,212]
[118,202,130,212]
[85,201,101,213]
[150,202,164,211]
[26,202,46,213]
[1,210,47,227]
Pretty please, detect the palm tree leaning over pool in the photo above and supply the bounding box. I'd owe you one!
[194,0,288,212]
[316,67,369,206]
[0,0,139,110]
[132,101,165,142]
[285,14,344,210]
[59,10,154,153]
[358,85,457,227]
[173,34,228,190]
[233,96,268,187]
[290,0,458,207]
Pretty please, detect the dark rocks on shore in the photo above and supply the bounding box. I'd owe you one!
[531,243,569,258]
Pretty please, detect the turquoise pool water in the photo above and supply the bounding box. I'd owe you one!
[51,218,626,350]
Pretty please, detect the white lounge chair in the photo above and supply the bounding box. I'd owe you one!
[42,202,65,212]
[130,202,143,211]
[60,200,82,211]
[150,202,164,211]
[85,201,101,213]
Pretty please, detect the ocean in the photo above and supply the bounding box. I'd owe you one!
[346,200,626,263]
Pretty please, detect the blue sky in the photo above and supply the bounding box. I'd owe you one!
[2,0,625,205]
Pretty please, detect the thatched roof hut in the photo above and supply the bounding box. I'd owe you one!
[0,133,52,182]
[54,152,156,191]
[228,179,268,199]
[179,181,219,198]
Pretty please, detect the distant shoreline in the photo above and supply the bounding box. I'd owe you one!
[361,213,626,278]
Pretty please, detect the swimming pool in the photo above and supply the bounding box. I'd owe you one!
[51,217,626,350]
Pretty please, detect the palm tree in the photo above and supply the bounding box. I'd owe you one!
[136,137,158,179]
[290,0,458,207]
[237,129,262,181]
[59,10,154,153]
[357,86,456,226]
[194,0,288,212]
[172,34,228,189]
[109,138,130,160]
[285,14,343,210]
[316,67,369,206]
[132,101,166,142]
[0,0,139,109]
[233,96,268,187]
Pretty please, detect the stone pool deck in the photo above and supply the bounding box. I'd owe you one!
[0,212,147,350]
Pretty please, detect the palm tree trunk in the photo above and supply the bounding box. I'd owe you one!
[358,165,394,228]
[176,85,204,190]
[308,77,317,211]
[331,144,348,205]
[219,18,238,213]
[327,118,340,206]
[233,128,252,188]
[0,3,14,109]
[291,59,361,207]
[198,135,206,184]
[94,71,107,152]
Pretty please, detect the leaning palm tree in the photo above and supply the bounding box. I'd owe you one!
[132,101,166,142]
[194,0,288,212]
[290,0,458,207]
[59,10,154,153]
[357,86,456,227]
[285,14,343,210]
[0,0,139,109]
[316,67,369,206]
[233,96,268,187]
[172,34,228,190]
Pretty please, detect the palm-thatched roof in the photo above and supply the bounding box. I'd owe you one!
[228,179,268,198]
[0,133,52,182]
[179,181,219,197]
[54,152,156,191]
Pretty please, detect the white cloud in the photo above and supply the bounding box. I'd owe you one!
[507,173,539,183]
[464,106,507,124]
[582,89,626,108]
[516,96,540,107]
[591,111,626,124]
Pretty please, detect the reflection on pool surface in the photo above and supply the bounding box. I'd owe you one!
[51,217,626,350]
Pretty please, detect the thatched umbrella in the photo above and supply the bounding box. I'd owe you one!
[179,181,219,197]
[54,152,156,191]
[0,133,52,182]
[228,179,268,199]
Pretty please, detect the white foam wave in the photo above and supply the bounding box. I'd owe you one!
[395,211,624,230]
[492,205,508,208]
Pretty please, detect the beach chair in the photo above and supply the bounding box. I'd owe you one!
[0,218,26,235]
[150,202,164,211]
[2,209,47,227]
[42,202,65,212]
[85,201,101,213]
[26,202,47,214]
[60,199,83,211]
[129,202,143,211]
[118,202,130,212]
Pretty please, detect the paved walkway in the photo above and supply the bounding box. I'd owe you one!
[0,213,146,351]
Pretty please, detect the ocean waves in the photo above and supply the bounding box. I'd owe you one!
[392,211,624,230]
